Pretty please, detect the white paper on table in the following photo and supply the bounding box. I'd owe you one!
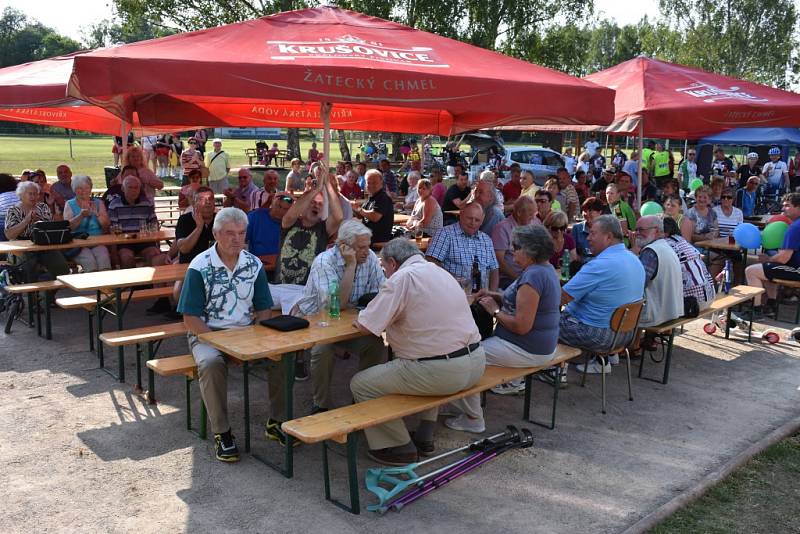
[268,283,306,315]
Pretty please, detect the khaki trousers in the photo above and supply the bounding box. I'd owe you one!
[188,333,287,434]
[310,335,386,409]
[350,347,486,450]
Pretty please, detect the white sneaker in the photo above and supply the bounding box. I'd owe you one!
[491,379,525,395]
[444,414,485,434]
[608,354,620,366]
[575,358,611,375]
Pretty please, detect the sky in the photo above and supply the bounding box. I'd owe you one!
[1,0,661,43]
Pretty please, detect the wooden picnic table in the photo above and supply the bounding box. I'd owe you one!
[0,229,175,255]
[57,263,189,376]
[694,236,749,284]
[393,213,411,225]
[199,308,363,477]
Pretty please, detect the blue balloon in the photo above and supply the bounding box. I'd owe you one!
[733,223,761,249]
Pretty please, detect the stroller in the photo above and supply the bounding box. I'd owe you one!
[0,262,26,334]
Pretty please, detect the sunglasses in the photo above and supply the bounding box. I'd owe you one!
[721,195,734,200]
[548,225,566,232]
[688,152,696,156]
[512,243,521,251]
[279,195,294,204]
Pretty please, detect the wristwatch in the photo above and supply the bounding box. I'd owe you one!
[493,308,500,318]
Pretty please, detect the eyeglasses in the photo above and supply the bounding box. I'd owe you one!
[548,225,566,232]
[636,226,657,233]
[721,195,734,200]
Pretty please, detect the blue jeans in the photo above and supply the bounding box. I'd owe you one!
[558,312,633,353]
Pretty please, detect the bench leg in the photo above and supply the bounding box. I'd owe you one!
[115,288,125,383]
[26,292,34,328]
[199,399,207,440]
[600,356,607,415]
[242,361,251,453]
[661,330,675,385]
[322,434,361,514]
[96,290,104,367]
[724,307,732,340]
[87,310,94,353]
[147,368,156,404]
[186,376,192,432]
[34,292,42,337]
[43,291,52,340]
[524,367,561,430]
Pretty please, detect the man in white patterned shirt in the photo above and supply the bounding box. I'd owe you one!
[295,219,387,413]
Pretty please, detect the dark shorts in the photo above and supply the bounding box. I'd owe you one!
[764,262,800,282]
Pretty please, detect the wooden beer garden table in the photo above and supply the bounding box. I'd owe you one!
[57,263,189,377]
[694,236,749,284]
[199,308,363,478]
[372,236,430,252]
[0,229,175,256]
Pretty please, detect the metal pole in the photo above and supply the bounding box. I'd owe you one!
[67,128,74,159]
[637,121,644,209]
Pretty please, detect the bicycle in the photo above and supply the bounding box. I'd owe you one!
[0,263,26,335]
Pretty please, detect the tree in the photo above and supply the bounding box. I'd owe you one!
[658,0,799,88]
[0,8,82,68]
[84,17,175,48]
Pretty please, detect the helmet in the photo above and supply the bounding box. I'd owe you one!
[747,152,759,159]
[768,147,781,156]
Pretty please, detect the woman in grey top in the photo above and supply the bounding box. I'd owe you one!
[405,179,443,236]
[446,225,561,433]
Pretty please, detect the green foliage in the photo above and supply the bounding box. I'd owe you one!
[658,0,800,88]
[0,7,82,68]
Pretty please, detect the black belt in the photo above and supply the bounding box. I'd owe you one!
[419,342,480,361]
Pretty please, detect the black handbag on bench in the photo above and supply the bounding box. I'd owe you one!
[259,315,310,332]
[31,220,72,246]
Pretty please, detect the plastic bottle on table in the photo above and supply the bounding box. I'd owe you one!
[328,280,340,319]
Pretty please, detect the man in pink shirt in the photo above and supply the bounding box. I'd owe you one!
[351,238,486,466]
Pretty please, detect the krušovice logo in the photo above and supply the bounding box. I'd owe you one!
[268,35,449,68]
[675,82,768,103]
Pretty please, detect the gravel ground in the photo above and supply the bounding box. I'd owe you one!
[1,301,798,533]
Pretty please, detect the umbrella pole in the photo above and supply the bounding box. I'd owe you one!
[321,102,332,173]
[68,129,74,160]
[637,121,643,210]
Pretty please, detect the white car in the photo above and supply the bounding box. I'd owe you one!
[470,146,564,186]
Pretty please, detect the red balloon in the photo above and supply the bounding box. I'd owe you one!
[768,214,792,225]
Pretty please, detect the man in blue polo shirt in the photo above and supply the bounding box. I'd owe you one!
[560,214,645,375]
[246,192,293,279]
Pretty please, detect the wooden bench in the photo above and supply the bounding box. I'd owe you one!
[281,343,581,514]
[639,285,765,384]
[5,279,65,339]
[56,286,175,355]
[775,279,800,324]
[146,355,206,438]
[99,321,187,390]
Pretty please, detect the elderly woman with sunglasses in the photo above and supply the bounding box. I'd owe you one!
[543,211,577,270]
[445,225,562,433]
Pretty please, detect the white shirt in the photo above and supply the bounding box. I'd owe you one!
[763,161,788,188]
[584,141,600,157]
[563,155,576,174]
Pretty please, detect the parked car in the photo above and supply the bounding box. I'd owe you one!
[469,146,564,186]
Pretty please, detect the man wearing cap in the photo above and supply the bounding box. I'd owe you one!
[205,138,231,194]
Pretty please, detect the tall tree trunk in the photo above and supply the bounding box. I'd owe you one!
[337,129,351,162]
[286,128,301,160]
[391,133,403,162]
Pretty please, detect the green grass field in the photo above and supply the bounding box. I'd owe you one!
[0,136,349,179]
[653,433,800,533]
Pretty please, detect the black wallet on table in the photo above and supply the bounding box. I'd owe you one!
[259,315,310,332]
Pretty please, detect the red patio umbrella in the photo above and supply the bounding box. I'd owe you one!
[67,6,615,166]
[503,56,800,203]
